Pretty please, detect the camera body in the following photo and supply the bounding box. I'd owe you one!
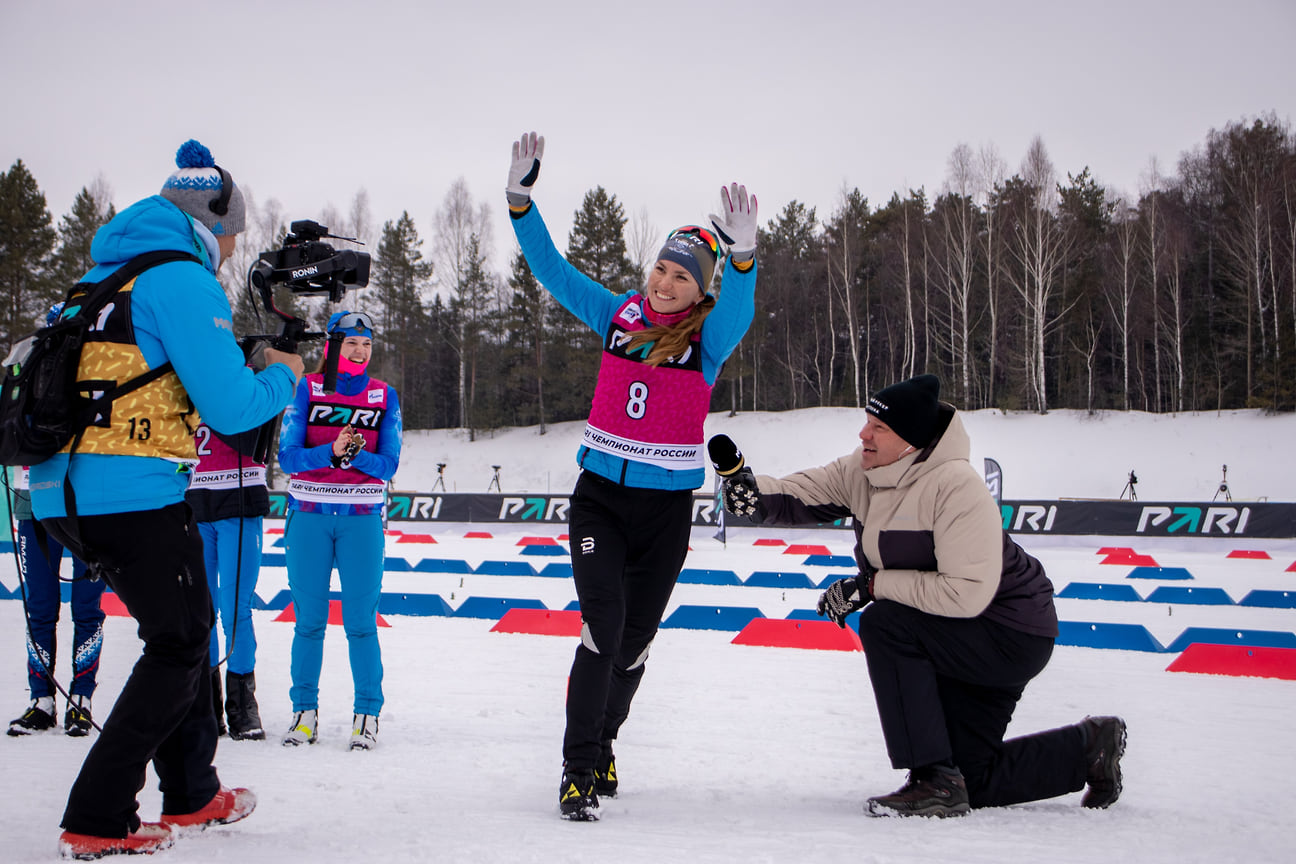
[245,220,370,354]
[242,219,370,402]
[249,220,370,306]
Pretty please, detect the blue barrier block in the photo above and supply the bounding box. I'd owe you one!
[379,593,454,617]
[474,560,537,577]
[1057,621,1166,652]
[1056,583,1144,602]
[384,557,413,572]
[661,605,764,632]
[261,552,288,568]
[412,558,473,574]
[677,568,742,586]
[1126,566,1193,580]
[1238,590,1296,608]
[1144,586,1235,606]
[260,589,293,611]
[271,537,286,548]
[786,608,863,631]
[1164,628,1296,653]
[0,582,11,600]
[538,562,574,579]
[453,596,547,619]
[802,555,856,567]
[564,599,581,611]
[520,545,567,556]
[816,573,860,588]
[744,571,816,589]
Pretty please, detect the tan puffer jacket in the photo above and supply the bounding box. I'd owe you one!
[755,405,1058,637]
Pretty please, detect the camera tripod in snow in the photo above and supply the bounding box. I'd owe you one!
[488,465,502,493]
[1120,470,1138,501]
[1213,464,1231,502]
[431,463,446,492]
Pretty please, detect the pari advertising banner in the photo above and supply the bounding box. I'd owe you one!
[267,492,1296,538]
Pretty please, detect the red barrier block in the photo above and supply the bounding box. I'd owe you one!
[753,538,786,546]
[465,531,493,539]
[396,534,437,544]
[1097,547,1134,555]
[1166,643,1296,680]
[101,593,130,617]
[731,618,863,652]
[1287,561,1296,573]
[784,544,832,556]
[1226,550,1272,560]
[517,536,559,546]
[274,601,391,628]
[1100,552,1159,566]
[491,608,583,637]
[266,527,284,534]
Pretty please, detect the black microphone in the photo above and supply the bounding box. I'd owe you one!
[707,434,745,476]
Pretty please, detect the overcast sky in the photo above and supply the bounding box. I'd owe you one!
[4,0,1294,279]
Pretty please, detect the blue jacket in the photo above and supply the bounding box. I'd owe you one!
[512,204,757,490]
[31,196,297,518]
[278,371,402,516]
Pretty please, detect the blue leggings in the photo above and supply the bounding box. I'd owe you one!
[284,510,385,715]
[17,519,104,698]
[198,517,262,674]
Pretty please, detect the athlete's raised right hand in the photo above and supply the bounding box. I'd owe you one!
[507,132,545,207]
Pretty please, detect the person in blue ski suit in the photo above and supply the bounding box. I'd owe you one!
[277,311,401,751]
[32,139,303,858]
[6,462,103,737]
[506,131,759,820]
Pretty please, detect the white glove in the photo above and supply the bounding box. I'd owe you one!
[708,183,758,261]
[507,132,545,207]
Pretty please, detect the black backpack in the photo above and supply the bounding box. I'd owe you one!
[0,249,200,467]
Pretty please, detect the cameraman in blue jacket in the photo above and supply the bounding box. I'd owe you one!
[31,140,303,860]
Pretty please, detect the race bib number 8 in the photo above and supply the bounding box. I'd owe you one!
[626,381,648,419]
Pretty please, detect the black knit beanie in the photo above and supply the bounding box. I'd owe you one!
[865,374,942,448]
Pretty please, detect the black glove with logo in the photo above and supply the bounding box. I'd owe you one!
[816,566,876,628]
[722,467,763,521]
[709,435,764,522]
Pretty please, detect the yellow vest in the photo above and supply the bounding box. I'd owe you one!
[62,275,200,461]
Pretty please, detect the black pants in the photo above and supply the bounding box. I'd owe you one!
[562,472,693,770]
[858,600,1087,808]
[44,503,220,837]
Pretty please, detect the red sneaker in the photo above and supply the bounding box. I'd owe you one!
[58,822,174,859]
[160,786,256,831]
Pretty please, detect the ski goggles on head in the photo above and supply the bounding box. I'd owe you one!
[666,224,720,257]
[330,311,374,336]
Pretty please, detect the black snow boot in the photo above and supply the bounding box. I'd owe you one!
[1080,716,1127,808]
[559,768,599,822]
[866,765,970,818]
[594,743,618,798]
[226,671,266,741]
[210,668,227,737]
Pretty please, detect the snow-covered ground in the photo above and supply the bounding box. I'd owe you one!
[2,408,1294,863]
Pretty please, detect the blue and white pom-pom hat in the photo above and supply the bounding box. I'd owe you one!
[159,139,246,236]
